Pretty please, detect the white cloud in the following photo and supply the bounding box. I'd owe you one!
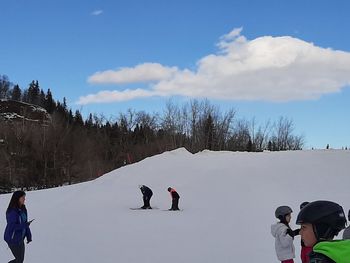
[91,10,103,16]
[88,63,178,84]
[77,89,157,105]
[78,28,350,105]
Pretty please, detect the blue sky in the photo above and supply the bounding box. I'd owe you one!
[1,0,349,149]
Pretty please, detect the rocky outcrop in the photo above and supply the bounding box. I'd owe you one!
[0,99,51,124]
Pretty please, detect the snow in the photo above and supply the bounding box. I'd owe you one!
[29,104,48,114]
[0,112,26,120]
[0,112,40,122]
[1,148,349,262]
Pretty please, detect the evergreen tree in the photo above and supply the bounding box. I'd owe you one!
[22,89,29,103]
[28,80,40,105]
[74,110,84,126]
[268,141,273,151]
[0,75,11,99]
[68,109,74,124]
[63,97,67,111]
[247,139,253,152]
[204,114,215,150]
[45,89,56,114]
[11,84,22,101]
[85,113,93,128]
[39,89,46,107]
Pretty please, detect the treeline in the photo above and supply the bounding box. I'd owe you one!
[0,75,303,192]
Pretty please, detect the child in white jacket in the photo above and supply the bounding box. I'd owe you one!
[271,206,299,263]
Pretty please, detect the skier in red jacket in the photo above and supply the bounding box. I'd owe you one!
[167,187,180,211]
[299,202,312,263]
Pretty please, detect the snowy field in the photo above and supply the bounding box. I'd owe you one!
[1,148,349,263]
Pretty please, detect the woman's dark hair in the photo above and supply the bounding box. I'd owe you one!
[279,215,290,226]
[6,191,26,214]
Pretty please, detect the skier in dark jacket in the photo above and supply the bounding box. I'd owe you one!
[296,200,350,263]
[4,191,33,263]
[167,187,180,211]
[139,185,153,209]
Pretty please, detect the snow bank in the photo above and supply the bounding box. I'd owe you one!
[1,149,349,262]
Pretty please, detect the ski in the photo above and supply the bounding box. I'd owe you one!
[129,207,159,210]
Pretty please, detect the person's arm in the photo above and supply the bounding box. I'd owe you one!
[286,228,300,237]
[25,224,32,243]
[25,212,33,243]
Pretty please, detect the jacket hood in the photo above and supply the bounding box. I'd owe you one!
[271,222,287,237]
[313,240,350,263]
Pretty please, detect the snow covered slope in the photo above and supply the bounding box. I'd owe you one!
[1,149,349,263]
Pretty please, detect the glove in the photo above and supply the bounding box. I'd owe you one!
[286,229,294,237]
[293,228,300,236]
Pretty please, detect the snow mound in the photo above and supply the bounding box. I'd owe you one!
[0,149,349,263]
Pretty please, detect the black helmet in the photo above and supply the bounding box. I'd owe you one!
[296,200,346,240]
[300,201,309,210]
[275,206,293,219]
[167,187,172,192]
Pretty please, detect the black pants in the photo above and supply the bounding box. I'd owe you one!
[9,242,25,263]
[171,197,180,210]
[142,194,152,208]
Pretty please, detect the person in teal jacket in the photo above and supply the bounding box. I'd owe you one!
[296,200,350,263]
